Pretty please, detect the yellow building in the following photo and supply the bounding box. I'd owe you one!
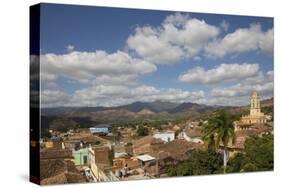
[235,92,268,131]
[44,141,54,148]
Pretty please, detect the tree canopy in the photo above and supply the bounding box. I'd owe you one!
[227,134,273,173]
[166,151,223,176]
[136,125,149,136]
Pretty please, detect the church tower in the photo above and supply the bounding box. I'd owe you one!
[250,91,261,116]
[235,91,268,130]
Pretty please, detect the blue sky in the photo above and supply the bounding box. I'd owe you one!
[38,3,274,107]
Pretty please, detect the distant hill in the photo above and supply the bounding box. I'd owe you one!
[41,97,273,117]
[261,97,274,107]
[40,97,273,131]
[41,100,219,116]
[42,106,109,116]
[115,100,179,113]
[168,102,217,113]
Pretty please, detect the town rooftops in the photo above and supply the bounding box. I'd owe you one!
[133,136,164,147]
[64,134,107,143]
[40,149,73,160]
[136,154,155,162]
[40,159,86,185]
[114,152,128,158]
[154,139,203,161]
[184,127,202,138]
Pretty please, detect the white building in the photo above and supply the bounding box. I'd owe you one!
[153,132,175,142]
[178,132,204,144]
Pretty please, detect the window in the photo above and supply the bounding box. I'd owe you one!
[83,155,88,164]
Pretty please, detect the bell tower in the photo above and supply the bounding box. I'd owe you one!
[250,91,261,116]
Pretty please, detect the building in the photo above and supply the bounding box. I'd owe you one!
[40,149,74,161]
[43,141,54,148]
[40,159,86,185]
[62,133,109,150]
[89,124,112,135]
[88,145,119,182]
[153,139,202,164]
[72,147,89,166]
[178,127,204,144]
[132,136,164,155]
[235,92,269,131]
[153,132,175,142]
[112,157,139,170]
[40,149,86,185]
[136,154,156,167]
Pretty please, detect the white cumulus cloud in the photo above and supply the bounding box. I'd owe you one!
[41,85,205,108]
[205,24,273,58]
[40,50,157,84]
[179,63,259,84]
[127,13,220,64]
[210,70,273,98]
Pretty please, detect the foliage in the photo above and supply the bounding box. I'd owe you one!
[166,151,223,176]
[202,110,236,173]
[227,134,273,173]
[226,153,246,173]
[202,110,236,168]
[242,163,258,172]
[136,125,149,136]
[202,110,236,149]
[112,126,121,143]
[49,118,79,132]
[244,134,273,171]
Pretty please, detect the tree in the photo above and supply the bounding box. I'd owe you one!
[49,118,79,132]
[166,151,223,176]
[227,134,273,173]
[227,153,246,173]
[203,133,216,153]
[136,125,149,136]
[244,134,273,171]
[111,126,120,144]
[242,163,258,172]
[202,110,236,173]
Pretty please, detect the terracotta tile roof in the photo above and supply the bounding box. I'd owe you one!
[228,125,273,149]
[133,136,164,148]
[154,139,202,161]
[40,159,67,179]
[184,127,202,138]
[40,159,86,185]
[40,149,73,160]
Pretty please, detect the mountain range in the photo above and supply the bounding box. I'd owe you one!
[42,97,273,117]
[42,100,226,116]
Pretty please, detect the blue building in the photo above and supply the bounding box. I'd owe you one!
[89,124,112,134]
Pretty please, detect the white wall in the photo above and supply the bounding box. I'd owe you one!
[153,133,175,142]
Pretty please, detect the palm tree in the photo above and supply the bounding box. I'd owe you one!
[203,133,216,153]
[202,110,236,173]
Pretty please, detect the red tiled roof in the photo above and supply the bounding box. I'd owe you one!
[40,149,73,160]
[40,159,85,184]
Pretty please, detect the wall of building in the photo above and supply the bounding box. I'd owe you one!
[153,133,175,142]
[89,127,109,133]
[73,148,89,166]
[113,158,139,169]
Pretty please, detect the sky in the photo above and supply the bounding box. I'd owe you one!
[37,3,274,108]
